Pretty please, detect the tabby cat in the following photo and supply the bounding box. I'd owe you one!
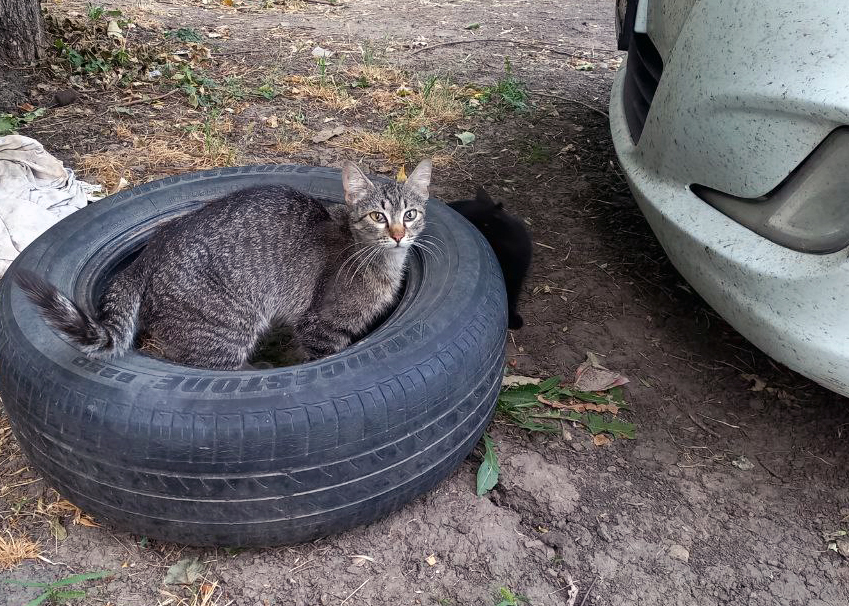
[16,160,432,370]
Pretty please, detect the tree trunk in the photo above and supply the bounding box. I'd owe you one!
[0,0,46,65]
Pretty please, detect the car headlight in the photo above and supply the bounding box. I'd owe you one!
[693,127,849,254]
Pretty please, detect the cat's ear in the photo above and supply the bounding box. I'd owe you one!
[342,161,376,206]
[404,159,432,199]
[476,186,502,209]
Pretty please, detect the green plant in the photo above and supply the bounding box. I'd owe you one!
[168,64,220,107]
[498,376,635,438]
[521,141,552,164]
[0,107,45,135]
[316,55,329,84]
[255,82,277,100]
[165,28,203,43]
[3,570,112,605]
[494,586,528,606]
[86,4,105,20]
[481,57,529,114]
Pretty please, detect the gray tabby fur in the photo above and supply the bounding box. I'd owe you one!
[16,160,433,370]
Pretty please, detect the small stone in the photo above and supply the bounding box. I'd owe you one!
[669,544,690,562]
[570,441,584,452]
[54,89,78,107]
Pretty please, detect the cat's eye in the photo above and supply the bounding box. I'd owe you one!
[369,211,387,223]
[404,209,418,221]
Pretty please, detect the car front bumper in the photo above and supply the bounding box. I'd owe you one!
[610,66,849,397]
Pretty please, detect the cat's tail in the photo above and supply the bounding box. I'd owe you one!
[15,269,142,358]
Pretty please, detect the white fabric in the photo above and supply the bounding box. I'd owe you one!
[0,135,101,277]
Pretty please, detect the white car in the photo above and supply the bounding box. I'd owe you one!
[609,0,849,397]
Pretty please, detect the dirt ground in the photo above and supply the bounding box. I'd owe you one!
[2,0,849,605]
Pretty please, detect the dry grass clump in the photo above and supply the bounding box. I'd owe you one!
[405,78,465,128]
[0,530,40,570]
[285,76,357,111]
[275,120,312,154]
[347,64,407,87]
[80,120,237,193]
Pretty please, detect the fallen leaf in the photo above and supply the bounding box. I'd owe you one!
[501,375,540,387]
[311,126,346,143]
[163,557,205,585]
[265,115,279,128]
[476,433,499,496]
[348,554,375,566]
[19,102,35,112]
[395,85,413,96]
[311,46,333,58]
[222,0,234,6]
[548,401,621,415]
[464,23,480,30]
[731,455,754,471]
[75,514,100,528]
[593,434,611,447]
[49,517,67,540]
[396,165,407,182]
[573,352,629,392]
[455,131,476,146]
[741,373,766,392]
[106,20,123,39]
[425,554,437,566]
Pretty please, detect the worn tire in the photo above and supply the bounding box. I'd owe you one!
[0,165,507,546]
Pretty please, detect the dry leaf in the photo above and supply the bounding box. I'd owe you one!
[425,554,437,566]
[265,115,279,129]
[75,514,100,528]
[574,352,629,392]
[593,434,611,447]
[311,126,346,143]
[502,375,541,387]
[396,165,407,182]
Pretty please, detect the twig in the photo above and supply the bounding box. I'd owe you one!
[531,91,609,118]
[579,577,598,606]
[410,38,599,58]
[340,579,369,606]
[697,413,740,429]
[675,400,720,438]
[115,88,179,108]
[754,454,787,483]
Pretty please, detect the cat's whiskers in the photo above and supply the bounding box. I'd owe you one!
[410,241,439,263]
[347,245,384,286]
[336,244,377,284]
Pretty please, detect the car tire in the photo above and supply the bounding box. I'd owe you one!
[0,165,507,546]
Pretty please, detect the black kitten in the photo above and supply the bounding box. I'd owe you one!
[448,187,532,329]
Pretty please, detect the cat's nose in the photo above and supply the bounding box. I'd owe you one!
[388,225,406,242]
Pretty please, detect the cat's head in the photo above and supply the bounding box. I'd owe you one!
[341,159,431,251]
[448,187,504,222]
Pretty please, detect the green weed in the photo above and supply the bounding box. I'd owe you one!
[0,108,45,136]
[3,570,112,605]
[494,586,528,606]
[165,28,203,43]
[481,57,530,114]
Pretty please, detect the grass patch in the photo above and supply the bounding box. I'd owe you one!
[81,119,236,192]
[497,375,635,438]
[285,75,357,111]
[479,58,530,115]
[3,570,112,604]
[521,141,552,164]
[0,531,40,570]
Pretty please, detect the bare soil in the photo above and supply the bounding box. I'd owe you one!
[2,1,848,605]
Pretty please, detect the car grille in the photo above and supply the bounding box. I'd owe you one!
[622,33,663,143]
